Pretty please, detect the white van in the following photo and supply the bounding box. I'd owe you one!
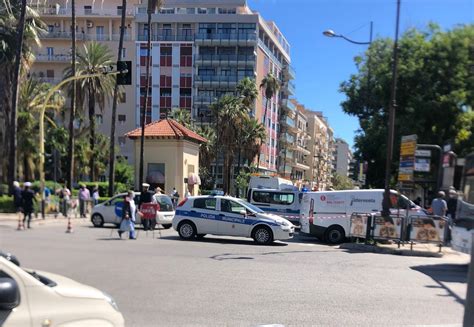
[300,189,423,244]
[248,176,294,190]
[247,188,302,224]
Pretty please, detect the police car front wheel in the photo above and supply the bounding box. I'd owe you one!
[252,226,273,245]
[178,221,197,240]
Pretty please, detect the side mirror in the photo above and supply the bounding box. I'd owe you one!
[239,210,247,216]
[0,277,20,310]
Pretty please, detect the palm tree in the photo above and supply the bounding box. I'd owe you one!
[197,125,216,190]
[17,80,64,180]
[139,0,162,188]
[236,77,258,111]
[0,0,45,185]
[108,0,128,196]
[170,108,192,128]
[64,42,116,181]
[240,116,267,167]
[259,73,280,164]
[211,95,246,194]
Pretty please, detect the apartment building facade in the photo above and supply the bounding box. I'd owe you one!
[304,110,334,190]
[333,138,352,177]
[29,0,295,182]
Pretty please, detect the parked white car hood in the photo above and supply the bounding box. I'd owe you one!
[36,270,107,300]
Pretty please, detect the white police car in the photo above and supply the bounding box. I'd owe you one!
[172,195,294,244]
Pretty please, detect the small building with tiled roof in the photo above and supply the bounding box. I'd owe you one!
[126,119,208,197]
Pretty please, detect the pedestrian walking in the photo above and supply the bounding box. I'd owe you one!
[447,189,458,220]
[431,191,448,217]
[170,187,179,208]
[12,181,22,214]
[21,182,36,229]
[118,191,137,239]
[139,183,154,231]
[92,186,99,206]
[59,185,71,217]
[78,184,90,218]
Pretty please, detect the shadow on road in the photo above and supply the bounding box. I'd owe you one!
[159,235,288,247]
[210,249,335,261]
[411,263,468,305]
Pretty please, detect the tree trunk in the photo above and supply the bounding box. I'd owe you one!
[88,88,96,181]
[8,0,28,192]
[66,0,77,189]
[108,0,127,197]
[259,98,269,166]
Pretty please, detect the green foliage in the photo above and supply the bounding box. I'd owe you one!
[331,174,355,190]
[170,108,192,128]
[235,169,251,198]
[340,24,474,187]
[114,158,134,187]
[0,196,14,213]
[98,196,111,203]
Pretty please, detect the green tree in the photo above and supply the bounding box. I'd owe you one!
[211,95,246,194]
[331,173,354,190]
[17,80,64,180]
[259,73,280,163]
[197,126,215,190]
[114,157,134,187]
[0,0,45,184]
[240,115,266,166]
[340,24,474,187]
[64,42,116,182]
[170,108,192,128]
[237,76,258,110]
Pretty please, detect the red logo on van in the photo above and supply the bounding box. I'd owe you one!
[320,195,326,201]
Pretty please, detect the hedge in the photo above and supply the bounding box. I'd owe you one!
[0,196,15,213]
[75,182,129,196]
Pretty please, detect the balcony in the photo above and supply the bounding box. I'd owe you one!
[195,54,255,66]
[35,54,71,62]
[283,64,296,80]
[292,160,310,171]
[195,32,257,45]
[194,74,254,86]
[137,32,194,42]
[194,95,215,104]
[296,145,311,156]
[281,99,296,112]
[42,31,72,39]
[36,6,134,17]
[34,77,63,85]
[281,80,296,95]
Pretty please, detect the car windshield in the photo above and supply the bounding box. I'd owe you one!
[155,195,174,211]
[235,199,264,213]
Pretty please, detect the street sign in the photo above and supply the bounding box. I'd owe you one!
[415,149,431,157]
[415,158,430,172]
[398,135,417,187]
[398,173,414,182]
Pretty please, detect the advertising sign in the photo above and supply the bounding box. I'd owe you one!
[415,149,431,157]
[373,215,403,240]
[409,216,446,243]
[398,135,417,186]
[140,203,160,220]
[415,158,431,172]
[349,214,369,238]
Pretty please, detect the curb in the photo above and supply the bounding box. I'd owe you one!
[339,242,443,258]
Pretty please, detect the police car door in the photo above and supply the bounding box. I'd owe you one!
[191,197,218,234]
[218,199,250,236]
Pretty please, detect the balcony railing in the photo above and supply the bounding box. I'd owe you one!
[36,6,134,16]
[195,32,257,42]
[284,64,296,79]
[42,31,72,39]
[137,33,194,42]
[195,54,255,62]
[194,95,215,103]
[285,117,295,128]
[282,99,296,112]
[195,74,254,83]
[35,54,71,62]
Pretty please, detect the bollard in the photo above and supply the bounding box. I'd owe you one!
[65,216,73,233]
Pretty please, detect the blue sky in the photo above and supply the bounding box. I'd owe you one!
[248,0,473,149]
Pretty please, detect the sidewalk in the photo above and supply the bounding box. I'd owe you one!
[340,241,470,260]
[0,212,90,227]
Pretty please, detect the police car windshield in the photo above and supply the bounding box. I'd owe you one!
[236,199,264,213]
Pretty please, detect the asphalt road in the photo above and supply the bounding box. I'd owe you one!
[0,218,469,326]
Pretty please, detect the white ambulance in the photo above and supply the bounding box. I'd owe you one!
[247,176,302,224]
[299,189,423,244]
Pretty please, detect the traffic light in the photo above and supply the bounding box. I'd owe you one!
[117,61,131,85]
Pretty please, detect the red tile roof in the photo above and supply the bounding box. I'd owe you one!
[125,119,207,143]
